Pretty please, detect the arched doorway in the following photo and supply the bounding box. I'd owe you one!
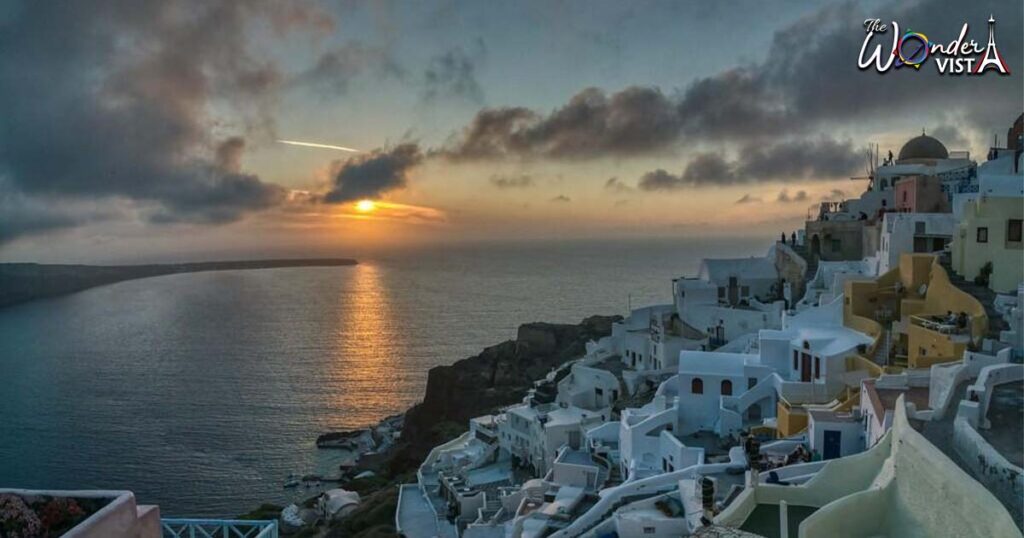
[810,234,821,263]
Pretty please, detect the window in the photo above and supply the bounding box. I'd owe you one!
[1009,219,1023,243]
[721,380,733,396]
[717,287,725,298]
[740,285,750,297]
[913,237,929,253]
[691,378,704,394]
[977,227,988,243]
[748,377,758,390]
[914,221,926,234]
[595,387,604,397]
[793,350,799,370]
[814,357,821,379]
[643,527,656,535]
[830,238,841,252]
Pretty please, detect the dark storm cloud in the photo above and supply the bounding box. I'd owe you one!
[440,0,1021,161]
[423,44,486,103]
[930,125,970,149]
[0,0,324,241]
[734,138,866,179]
[0,187,116,245]
[323,144,424,203]
[440,87,683,160]
[637,170,685,191]
[637,138,863,190]
[489,174,535,189]
[682,153,738,184]
[294,42,405,95]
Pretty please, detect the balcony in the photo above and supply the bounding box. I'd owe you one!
[0,489,279,538]
[161,519,278,538]
[909,314,972,341]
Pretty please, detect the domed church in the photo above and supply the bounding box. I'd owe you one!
[897,132,950,163]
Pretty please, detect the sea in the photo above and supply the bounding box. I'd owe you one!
[0,236,771,516]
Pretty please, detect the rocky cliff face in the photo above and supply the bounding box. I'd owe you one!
[389,315,619,473]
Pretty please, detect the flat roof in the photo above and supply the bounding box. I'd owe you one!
[555,449,599,468]
[981,381,1023,468]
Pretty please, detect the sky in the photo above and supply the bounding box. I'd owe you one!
[0,0,1021,262]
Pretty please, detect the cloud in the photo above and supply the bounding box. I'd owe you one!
[604,177,633,193]
[489,174,534,189]
[322,143,424,203]
[422,42,486,103]
[293,41,404,95]
[0,1,325,242]
[735,194,762,204]
[440,86,683,160]
[776,189,809,203]
[637,137,864,190]
[682,153,739,184]
[438,0,1021,161]
[0,180,121,244]
[930,124,969,149]
[821,188,846,201]
[550,195,571,203]
[735,138,865,179]
[637,169,684,191]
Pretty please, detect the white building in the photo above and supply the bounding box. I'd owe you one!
[498,401,605,476]
[673,249,786,347]
[797,258,878,309]
[875,133,976,200]
[877,212,956,274]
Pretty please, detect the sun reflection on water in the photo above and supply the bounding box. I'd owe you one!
[325,262,405,427]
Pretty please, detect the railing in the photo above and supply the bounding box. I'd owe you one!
[161,519,278,538]
[909,314,970,337]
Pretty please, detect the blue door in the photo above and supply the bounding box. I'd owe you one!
[823,430,841,459]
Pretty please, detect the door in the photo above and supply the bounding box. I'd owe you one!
[728,277,739,305]
[800,353,812,382]
[823,430,841,459]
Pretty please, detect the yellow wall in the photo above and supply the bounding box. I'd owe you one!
[776,401,808,437]
[952,196,1024,293]
[907,323,968,368]
[844,254,987,370]
[918,258,988,339]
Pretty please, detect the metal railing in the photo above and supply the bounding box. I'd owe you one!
[161,518,278,538]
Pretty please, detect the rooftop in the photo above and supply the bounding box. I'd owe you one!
[898,133,949,162]
[980,381,1024,468]
[698,256,777,285]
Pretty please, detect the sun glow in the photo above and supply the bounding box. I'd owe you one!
[355,199,377,213]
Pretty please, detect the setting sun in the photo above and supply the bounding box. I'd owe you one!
[355,199,376,213]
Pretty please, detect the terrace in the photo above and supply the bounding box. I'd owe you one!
[0,489,280,538]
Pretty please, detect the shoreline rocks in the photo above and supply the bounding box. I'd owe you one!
[253,315,620,536]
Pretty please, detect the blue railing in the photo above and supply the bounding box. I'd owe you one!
[161,518,278,538]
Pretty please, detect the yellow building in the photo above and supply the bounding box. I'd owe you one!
[952,195,1024,293]
[843,253,987,369]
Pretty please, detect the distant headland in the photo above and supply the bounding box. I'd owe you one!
[0,258,358,308]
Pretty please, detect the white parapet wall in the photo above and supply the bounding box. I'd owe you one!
[0,489,161,538]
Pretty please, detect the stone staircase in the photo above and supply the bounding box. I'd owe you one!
[873,327,892,366]
[938,254,1009,340]
[786,242,818,281]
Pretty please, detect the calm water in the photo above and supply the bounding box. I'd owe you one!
[0,237,769,516]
